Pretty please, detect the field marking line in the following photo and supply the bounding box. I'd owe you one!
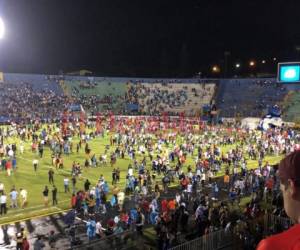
[0,198,70,221]
[0,207,71,226]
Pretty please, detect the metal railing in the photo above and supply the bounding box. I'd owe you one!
[169,229,236,250]
[263,213,293,236]
[71,230,138,250]
[169,214,293,250]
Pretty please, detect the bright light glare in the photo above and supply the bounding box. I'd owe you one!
[236,63,240,68]
[249,61,255,66]
[212,66,219,72]
[0,18,5,39]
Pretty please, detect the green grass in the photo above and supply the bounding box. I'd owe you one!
[0,128,284,225]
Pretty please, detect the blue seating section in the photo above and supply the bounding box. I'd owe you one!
[216,78,289,117]
[4,73,63,95]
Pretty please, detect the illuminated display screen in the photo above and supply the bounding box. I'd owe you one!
[278,63,300,83]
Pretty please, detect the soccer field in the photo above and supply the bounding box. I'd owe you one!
[0,128,283,225]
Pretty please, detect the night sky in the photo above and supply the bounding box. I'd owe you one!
[0,0,299,77]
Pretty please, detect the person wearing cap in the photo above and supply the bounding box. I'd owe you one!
[16,232,23,250]
[257,151,300,250]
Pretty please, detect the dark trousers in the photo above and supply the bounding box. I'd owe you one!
[52,197,58,205]
[49,176,54,184]
[0,203,6,215]
[64,185,70,193]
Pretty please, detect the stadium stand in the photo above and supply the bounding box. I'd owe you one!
[62,79,127,114]
[2,73,300,121]
[216,78,288,118]
[127,82,216,116]
[0,74,66,122]
[282,90,300,122]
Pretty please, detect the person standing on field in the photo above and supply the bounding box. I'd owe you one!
[64,178,70,193]
[0,192,7,215]
[48,168,54,184]
[43,186,49,207]
[52,185,58,206]
[33,159,39,172]
[9,187,18,208]
[20,188,27,209]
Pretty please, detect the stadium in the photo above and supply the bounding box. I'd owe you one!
[0,1,299,250]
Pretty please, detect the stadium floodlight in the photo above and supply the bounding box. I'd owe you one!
[262,60,266,64]
[235,63,240,68]
[212,66,219,72]
[0,17,5,39]
[273,57,277,61]
[249,61,255,67]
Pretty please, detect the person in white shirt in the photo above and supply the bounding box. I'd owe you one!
[8,149,14,158]
[0,182,4,193]
[128,167,133,177]
[20,188,28,208]
[96,220,105,238]
[63,178,70,193]
[117,191,125,212]
[0,192,7,215]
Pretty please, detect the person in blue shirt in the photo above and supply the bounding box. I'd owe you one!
[12,157,17,171]
[86,217,96,241]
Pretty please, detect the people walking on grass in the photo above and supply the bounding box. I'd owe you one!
[48,168,54,184]
[9,186,18,208]
[12,157,17,171]
[52,185,58,206]
[64,177,70,193]
[112,168,116,185]
[6,159,12,176]
[33,158,39,172]
[0,191,7,215]
[43,186,49,207]
[71,174,77,192]
[0,182,4,194]
[20,188,28,209]
[84,179,91,192]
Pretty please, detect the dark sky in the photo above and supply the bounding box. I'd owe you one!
[0,0,299,77]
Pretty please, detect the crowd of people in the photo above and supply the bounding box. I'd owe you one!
[67,120,298,249]
[61,79,216,116]
[126,82,215,116]
[219,79,287,118]
[0,114,298,249]
[0,78,290,123]
[0,82,70,122]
